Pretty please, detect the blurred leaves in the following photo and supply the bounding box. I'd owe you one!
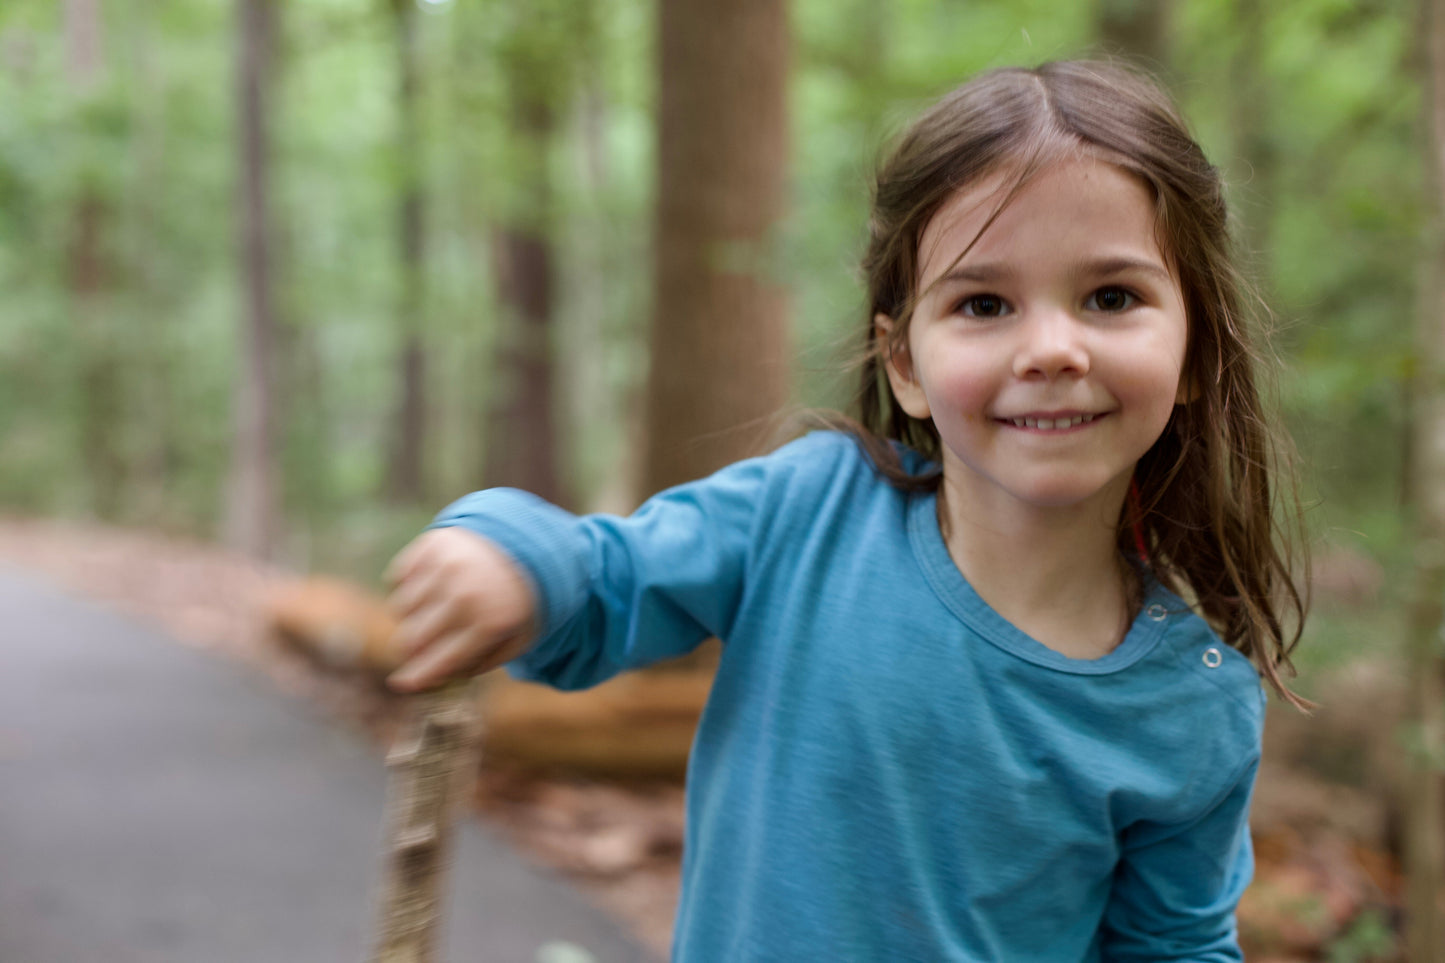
[0,0,1429,576]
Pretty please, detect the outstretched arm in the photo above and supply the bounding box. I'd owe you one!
[385,446,779,693]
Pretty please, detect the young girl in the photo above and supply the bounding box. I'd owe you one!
[385,60,1306,961]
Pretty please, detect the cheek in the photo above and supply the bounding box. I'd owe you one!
[924,375,995,430]
[1116,354,1185,440]
[915,351,995,420]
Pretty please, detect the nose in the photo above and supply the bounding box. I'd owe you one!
[1012,309,1090,380]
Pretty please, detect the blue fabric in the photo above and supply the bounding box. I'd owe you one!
[433,431,1264,962]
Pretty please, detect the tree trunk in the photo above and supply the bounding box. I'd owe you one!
[1098,0,1167,64]
[225,0,281,560]
[65,0,125,520]
[642,0,791,495]
[1228,0,1276,287]
[485,93,564,506]
[69,193,126,520]
[122,1,180,525]
[1096,0,1171,67]
[1405,0,1445,956]
[64,0,102,77]
[385,0,428,504]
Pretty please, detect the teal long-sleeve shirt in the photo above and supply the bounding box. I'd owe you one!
[434,431,1264,962]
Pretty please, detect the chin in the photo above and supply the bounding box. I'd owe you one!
[1008,478,1118,510]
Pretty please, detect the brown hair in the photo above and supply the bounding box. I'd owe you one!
[850,60,1310,708]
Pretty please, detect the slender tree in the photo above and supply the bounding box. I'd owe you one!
[121,0,178,524]
[65,0,125,519]
[225,0,281,559]
[385,0,428,504]
[1227,0,1276,288]
[1405,0,1445,955]
[642,0,791,495]
[1095,0,1171,68]
[483,10,566,506]
[64,0,102,74]
[486,199,563,504]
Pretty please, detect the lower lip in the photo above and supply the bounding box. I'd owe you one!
[996,415,1106,434]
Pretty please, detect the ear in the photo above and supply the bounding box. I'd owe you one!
[875,313,932,420]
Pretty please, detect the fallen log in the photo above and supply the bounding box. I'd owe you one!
[266,577,713,778]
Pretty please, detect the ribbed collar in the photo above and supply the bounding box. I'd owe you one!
[907,491,1178,675]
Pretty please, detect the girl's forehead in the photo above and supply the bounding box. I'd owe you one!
[916,157,1165,286]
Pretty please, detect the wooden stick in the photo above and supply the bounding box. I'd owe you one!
[372,678,481,963]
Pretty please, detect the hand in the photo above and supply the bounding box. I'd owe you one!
[383,527,537,693]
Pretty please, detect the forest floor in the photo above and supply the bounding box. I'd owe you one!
[0,517,1409,962]
[0,518,682,958]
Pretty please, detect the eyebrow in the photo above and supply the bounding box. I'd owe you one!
[933,256,1173,286]
[1081,256,1174,282]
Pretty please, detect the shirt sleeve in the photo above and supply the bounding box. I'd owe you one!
[1098,754,1259,962]
[429,451,774,692]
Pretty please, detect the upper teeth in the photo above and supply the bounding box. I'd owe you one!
[1010,414,1096,430]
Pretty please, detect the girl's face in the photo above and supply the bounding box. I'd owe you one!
[881,157,1189,519]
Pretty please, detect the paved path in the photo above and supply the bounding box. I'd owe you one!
[0,568,659,963]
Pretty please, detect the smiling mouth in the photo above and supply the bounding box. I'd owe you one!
[998,413,1102,430]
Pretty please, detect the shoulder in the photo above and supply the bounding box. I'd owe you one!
[737,429,886,496]
[1147,591,1266,748]
[760,429,868,468]
[707,430,914,550]
[609,431,891,543]
[1105,590,1265,825]
[766,429,940,480]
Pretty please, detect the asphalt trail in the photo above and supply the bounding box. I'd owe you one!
[0,568,656,963]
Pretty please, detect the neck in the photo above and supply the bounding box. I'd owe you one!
[936,476,1135,660]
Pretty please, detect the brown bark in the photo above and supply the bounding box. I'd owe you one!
[1096,0,1171,67]
[371,679,480,963]
[68,193,105,300]
[1228,0,1276,286]
[124,7,179,523]
[225,0,281,560]
[485,94,564,506]
[65,0,125,519]
[64,0,102,86]
[386,0,428,504]
[1406,0,1445,956]
[71,199,124,520]
[641,0,792,495]
[390,336,427,500]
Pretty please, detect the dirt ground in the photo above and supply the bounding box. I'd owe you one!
[0,517,683,958]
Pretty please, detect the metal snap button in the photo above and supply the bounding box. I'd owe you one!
[1202,647,1222,668]
[1146,603,1167,621]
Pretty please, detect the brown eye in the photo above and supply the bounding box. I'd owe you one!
[960,294,1009,318]
[1087,287,1136,312]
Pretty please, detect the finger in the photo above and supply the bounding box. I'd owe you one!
[393,598,463,661]
[387,628,492,693]
[386,563,444,622]
[383,545,419,589]
[384,533,436,588]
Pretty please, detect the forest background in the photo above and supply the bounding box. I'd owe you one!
[0,0,1437,958]
[2,0,1411,593]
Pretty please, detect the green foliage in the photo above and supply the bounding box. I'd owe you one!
[0,0,1429,597]
[1326,908,1399,963]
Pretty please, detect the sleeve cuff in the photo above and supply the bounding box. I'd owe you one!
[429,489,592,639]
